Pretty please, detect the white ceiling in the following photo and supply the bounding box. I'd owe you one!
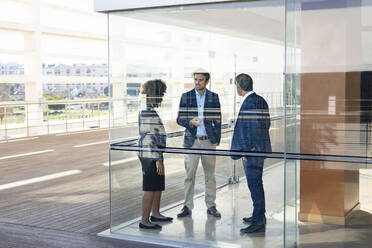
[114,1,286,44]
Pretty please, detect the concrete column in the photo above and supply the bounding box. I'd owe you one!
[110,20,127,127]
[299,2,363,225]
[111,81,125,127]
[168,44,184,131]
[24,0,43,135]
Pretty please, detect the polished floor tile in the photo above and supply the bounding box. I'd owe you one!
[106,164,372,248]
[113,164,287,247]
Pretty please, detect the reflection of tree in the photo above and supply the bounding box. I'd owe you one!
[0,107,4,124]
[0,85,10,101]
[299,112,363,221]
[0,107,14,125]
[0,85,11,124]
[300,114,338,216]
[286,73,301,107]
[46,96,65,111]
[301,117,338,160]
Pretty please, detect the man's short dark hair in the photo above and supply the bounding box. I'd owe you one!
[235,73,253,91]
[193,72,210,82]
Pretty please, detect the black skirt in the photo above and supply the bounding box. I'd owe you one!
[139,157,165,191]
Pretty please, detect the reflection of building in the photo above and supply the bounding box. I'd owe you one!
[43,83,108,99]
[42,63,108,77]
[126,83,141,96]
[0,63,24,75]
[126,64,171,78]
[0,84,25,101]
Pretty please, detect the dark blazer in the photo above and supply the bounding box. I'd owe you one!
[231,92,271,160]
[138,108,166,160]
[177,89,221,148]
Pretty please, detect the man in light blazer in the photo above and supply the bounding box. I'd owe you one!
[176,69,222,218]
[231,73,271,233]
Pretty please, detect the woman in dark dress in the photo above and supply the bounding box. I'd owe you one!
[138,79,172,230]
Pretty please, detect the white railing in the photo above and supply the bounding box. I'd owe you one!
[0,92,285,141]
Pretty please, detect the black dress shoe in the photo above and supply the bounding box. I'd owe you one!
[240,222,265,233]
[150,216,173,222]
[139,222,162,230]
[177,206,191,218]
[207,206,221,218]
[243,216,266,224]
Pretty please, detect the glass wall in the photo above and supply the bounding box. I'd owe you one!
[295,1,372,247]
[107,0,299,247]
[104,0,372,247]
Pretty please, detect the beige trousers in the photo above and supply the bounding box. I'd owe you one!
[184,139,217,209]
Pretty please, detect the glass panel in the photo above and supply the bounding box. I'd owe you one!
[108,1,288,247]
[0,1,33,24]
[293,1,372,247]
[284,0,301,247]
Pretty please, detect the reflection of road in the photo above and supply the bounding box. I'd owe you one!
[0,129,112,234]
[0,123,291,234]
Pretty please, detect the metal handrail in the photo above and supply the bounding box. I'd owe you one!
[110,112,372,165]
[111,145,372,164]
[0,99,111,141]
[0,93,287,140]
[111,117,372,165]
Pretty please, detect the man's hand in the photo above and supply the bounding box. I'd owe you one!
[190,117,202,127]
[156,160,164,175]
[242,147,255,161]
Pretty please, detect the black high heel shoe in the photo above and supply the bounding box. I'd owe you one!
[139,222,162,229]
[150,216,173,222]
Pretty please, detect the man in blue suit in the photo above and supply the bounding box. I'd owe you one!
[231,73,271,233]
[176,69,222,218]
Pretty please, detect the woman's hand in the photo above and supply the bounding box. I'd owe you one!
[156,160,164,175]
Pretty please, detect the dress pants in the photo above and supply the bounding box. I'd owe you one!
[184,139,216,209]
[242,157,266,223]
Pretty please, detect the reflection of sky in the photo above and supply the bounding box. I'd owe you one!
[0,55,24,64]
[0,31,24,51]
[40,6,106,34]
[125,20,172,43]
[0,1,32,23]
[0,0,104,64]
[40,0,93,11]
[41,34,106,58]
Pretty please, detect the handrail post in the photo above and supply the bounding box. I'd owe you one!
[124,98,128,125]
[82,103,85,130]
[46,103,50,135]
[66,103,68,133]
[26,104,29,137]
[4,106,8,141]
[98,102,102,128]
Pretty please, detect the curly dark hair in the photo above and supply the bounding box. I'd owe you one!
[140,79,167,108]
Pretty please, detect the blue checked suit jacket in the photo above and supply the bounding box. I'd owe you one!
[177,89,221,148]
[231,92,271,160]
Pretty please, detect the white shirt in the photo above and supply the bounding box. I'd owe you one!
[195,89,207,136]
[238,90,254,117]
[241,90,254,104]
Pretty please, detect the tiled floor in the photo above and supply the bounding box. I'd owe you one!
[100,164,372,248]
